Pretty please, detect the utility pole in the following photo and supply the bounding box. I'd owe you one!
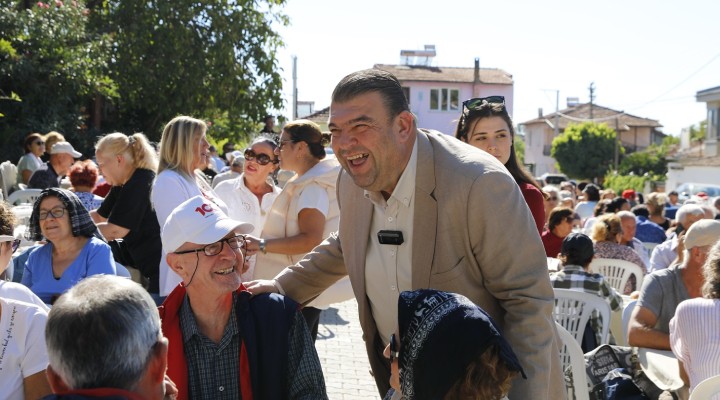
[588,82,596,119]
[292,55,298,119]
[614,117,620,171]
[554,90,559,138]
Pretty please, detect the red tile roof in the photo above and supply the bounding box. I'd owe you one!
[373,64,513,85]
[520,102,662,130]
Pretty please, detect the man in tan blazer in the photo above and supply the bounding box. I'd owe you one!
[247,69,564,399]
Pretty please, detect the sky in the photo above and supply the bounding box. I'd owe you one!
[272,0,720,136]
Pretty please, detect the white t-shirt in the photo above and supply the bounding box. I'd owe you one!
[152,169,229,296]
[0,282,49,311]
[670,298,720,395]
[0,298,49,400]
[214,174,281,238]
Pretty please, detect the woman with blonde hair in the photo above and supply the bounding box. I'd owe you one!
[41,131,65,162]
[592,213,646,293]
[152,116,228,296]
[646,192,671,230]
[91,132,163,299]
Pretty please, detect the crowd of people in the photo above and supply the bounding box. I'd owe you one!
[1,68,718,400]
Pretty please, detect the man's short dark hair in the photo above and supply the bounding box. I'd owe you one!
[331,69,409,120]
[632,204,650,218]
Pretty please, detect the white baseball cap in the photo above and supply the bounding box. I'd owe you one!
[683,219,720,250]
[161,195,254,254]
[50,141,82,158]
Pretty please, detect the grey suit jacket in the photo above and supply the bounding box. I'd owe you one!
[276,129,565,399]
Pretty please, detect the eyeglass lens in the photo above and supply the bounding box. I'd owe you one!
[204,235,247,256]
[35,141,45,146]
[244,149,273,165]
[39,207,66,220]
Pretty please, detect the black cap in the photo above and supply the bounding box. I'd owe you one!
[560,233,594,261]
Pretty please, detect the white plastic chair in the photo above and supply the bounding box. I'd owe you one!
[689,374,720,400]
[556,322,591,400]
[0,161,17,200]
[6,188,43,206]
[553,288,611,346]
[621,299,637,345]
[590,258,645,294]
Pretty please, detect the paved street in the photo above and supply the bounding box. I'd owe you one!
[316,299,381,399]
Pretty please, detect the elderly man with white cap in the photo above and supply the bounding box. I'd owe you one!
[28,141,82,189]
[629,219,720,350]
[158,195,327,400]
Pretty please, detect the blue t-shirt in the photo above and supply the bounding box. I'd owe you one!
[21,237,116,304]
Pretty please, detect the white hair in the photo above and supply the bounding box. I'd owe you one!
[45,275,161,390]
[676,204,705,224]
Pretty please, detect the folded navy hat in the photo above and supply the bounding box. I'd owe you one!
[397,289,525,400]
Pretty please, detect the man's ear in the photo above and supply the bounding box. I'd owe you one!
[47,364,70,393]
[149,338,169,384]
[395,110,415,144]
[165,253,186,279]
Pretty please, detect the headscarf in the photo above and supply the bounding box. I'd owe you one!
[397,289,525,399]
[26,188,103,242]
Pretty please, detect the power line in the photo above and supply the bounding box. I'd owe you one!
[628,51,720,111]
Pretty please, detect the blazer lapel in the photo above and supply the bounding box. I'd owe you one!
[412,131,437,288]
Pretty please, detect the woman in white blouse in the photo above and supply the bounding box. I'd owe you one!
[151,116,228,296]
[16,133,45,185]
[214,136,281,280]
[670,240,720,395]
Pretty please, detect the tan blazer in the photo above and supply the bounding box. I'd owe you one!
[276,129,565,399]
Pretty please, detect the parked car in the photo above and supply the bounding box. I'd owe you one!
[540,173,569,187]
[675,183,720,202]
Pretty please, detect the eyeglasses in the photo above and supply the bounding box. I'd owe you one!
[0,235,21,254]
[389,333,399,363]
[174,235,247,257]
[277,139,296,151]
[244,148,278,166]
[34,141,45,146]
[38,206,66,220]
[462,96,506,111]
[548,196,558,201]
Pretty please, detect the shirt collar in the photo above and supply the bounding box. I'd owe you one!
[179,293,238,344]
[364,139,418,208]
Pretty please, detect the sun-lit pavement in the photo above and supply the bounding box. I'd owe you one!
[316,299,381,399]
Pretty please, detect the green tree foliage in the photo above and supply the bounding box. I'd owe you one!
[92,0,288,141]
[0,0,287,162]
[551,121,621,181]
[689,120,707,143]
[618,146,667,177]
[603,173,648,195]
[0,0,114,160]
[514,134,525,164]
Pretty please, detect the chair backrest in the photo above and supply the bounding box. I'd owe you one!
[553,288,611,346]
[556,322,591,400]
[6,188,43,206]
[621,299,637,345]
[689,374,720,400]
[0,161,17,200]
[590,258,644,294]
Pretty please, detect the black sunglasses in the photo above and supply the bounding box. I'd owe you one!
[244,148,278,166]
[389,334,399,363]
[462,96,506,111]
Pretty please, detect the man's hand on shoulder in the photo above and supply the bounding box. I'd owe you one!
[244,279,280,295]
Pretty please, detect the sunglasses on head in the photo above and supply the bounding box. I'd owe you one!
[462,96,506,111]
[244,148,277,166]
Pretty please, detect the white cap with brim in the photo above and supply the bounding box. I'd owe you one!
[161,195,254,254]
[50,141,82,158]
[683,219,720,249]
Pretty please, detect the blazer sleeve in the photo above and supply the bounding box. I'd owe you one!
[274,231,348,305]
[466,170,563,399]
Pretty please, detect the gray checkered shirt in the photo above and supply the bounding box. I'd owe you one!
[179,293,328,399]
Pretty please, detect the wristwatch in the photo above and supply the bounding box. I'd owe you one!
[259,239,267,254]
